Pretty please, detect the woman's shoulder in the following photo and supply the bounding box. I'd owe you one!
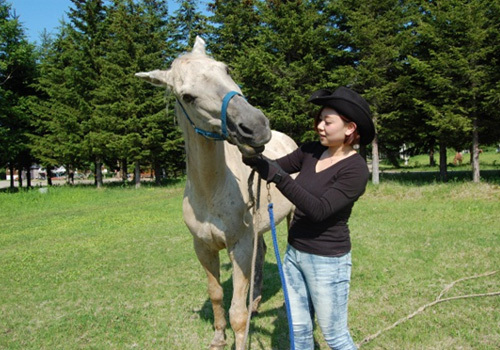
[341,153,370,177]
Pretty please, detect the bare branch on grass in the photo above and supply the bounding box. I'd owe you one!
[358,271,499,347]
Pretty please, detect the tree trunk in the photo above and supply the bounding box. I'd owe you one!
[439,143,448,182]
[47,168,53,186]
[18,168,23,188]
[121,159,128,182]
[26,165,32,188]
[67,165,75,185]
[359,143,367,160]
[95,159,103,188]
[134,160,141,189]
[9,163,15,189]
[472,118,480,183]
[371,134,380,185]
[386,151,400,168]
[429,144,436,167]
[154,161,162,185]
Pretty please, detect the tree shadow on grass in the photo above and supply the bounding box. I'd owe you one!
[0,186,20,193]
[0,178,185,193]
[379,169,500,185]
[70,178,185,188]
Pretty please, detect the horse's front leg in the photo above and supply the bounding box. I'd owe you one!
[228,233,253,350]
[193,239,227,349]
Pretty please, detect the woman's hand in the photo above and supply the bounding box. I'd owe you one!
[242,155,284,184]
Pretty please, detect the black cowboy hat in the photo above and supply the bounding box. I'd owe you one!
[308,87,375,145]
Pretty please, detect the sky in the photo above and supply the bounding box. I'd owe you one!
[9,0,71,44]
[9,0,197,45]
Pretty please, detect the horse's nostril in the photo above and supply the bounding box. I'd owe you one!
[238,123,253,137]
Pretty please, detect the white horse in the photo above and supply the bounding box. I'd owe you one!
[136,37,296,350]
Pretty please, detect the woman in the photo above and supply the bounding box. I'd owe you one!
[243,86,375,350]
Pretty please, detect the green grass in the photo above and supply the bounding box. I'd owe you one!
[1,181,499,349]
[384,147,500,172]
[349,182,500,349]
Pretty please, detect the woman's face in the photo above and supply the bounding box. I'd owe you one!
[316,107,356,148]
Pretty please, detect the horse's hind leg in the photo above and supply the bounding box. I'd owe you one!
[251,235,266,314]
[193,239,227,349]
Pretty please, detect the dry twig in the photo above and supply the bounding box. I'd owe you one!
[358,271,499,348]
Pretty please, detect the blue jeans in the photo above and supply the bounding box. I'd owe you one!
[283,245,357,350]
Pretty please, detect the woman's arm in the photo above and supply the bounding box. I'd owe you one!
[276,165,368,222]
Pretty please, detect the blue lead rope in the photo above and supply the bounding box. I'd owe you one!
[268,203,295,350]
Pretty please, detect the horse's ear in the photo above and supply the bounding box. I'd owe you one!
[192,36,206,55]
[135,69,172,88]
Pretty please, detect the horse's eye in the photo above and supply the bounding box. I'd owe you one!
[183,94,196,103]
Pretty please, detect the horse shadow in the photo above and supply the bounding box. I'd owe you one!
[194,259,294,350]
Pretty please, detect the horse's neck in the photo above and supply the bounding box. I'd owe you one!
[180,120,228,196]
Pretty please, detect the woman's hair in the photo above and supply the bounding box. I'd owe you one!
[313,108,361,146]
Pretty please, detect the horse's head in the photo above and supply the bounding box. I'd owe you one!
[135,36,271,156]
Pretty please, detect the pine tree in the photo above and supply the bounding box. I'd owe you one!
[95,0,174,187]
[0,0,37,189]
[409,0,500,182]
[481,0,500,150]
[64,0,108,187]
[170,0,208,50]
[29,25,87,186]
[333,0,414,184]
[209,0,334,143]
[256,0,335,143]
[207,0,260,61]
[140,0,183,183]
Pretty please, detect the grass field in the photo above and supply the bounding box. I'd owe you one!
[1,180,499,349]
[382,146,500,172]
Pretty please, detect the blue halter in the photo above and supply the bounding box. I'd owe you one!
[177,90,242,141]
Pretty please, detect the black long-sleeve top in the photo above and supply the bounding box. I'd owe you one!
[275,141,369,257]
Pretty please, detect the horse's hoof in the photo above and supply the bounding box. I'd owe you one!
[209,335,226,350]
[209,342,226,350]
[251,295,262,314]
